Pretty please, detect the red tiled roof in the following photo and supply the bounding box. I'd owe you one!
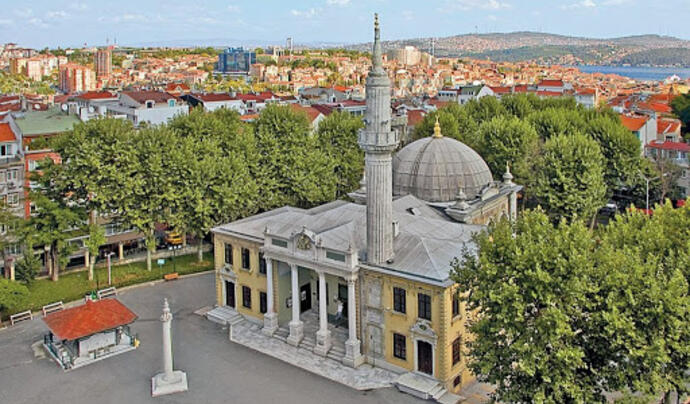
[239,114,259,121]
[311,104,334,116]
[576,88,596,95]
[193,93,235,102]
[122,91,176,105]
[645,140,690,152]
[489,86,512,94]
[658,119,681,135]
[332,85,351,92]
[290,104,322,123]
[0,123,16,142]
[513,85,529,93]
[75,91,117,100]
[637,102,672,114]
[166,83,190,92]
[538,79,564,87]
[43,299,137,341]
[620,114,648,132]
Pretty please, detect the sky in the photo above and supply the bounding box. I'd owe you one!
[1,0,689,49]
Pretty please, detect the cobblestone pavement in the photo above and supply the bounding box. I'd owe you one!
[0,272,424,404]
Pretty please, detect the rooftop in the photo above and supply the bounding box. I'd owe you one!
[43,299,138,341]
[13,108,80,136]
[0,122,16,142]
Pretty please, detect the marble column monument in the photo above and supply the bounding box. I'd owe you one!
[151,298,188,397]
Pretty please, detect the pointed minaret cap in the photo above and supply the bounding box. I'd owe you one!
[371,13,384,74]
[433,116,443,138]
[503,162,514,185]
[453,183,470,210]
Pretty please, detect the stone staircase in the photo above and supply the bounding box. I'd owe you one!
[395,372,464,404]
[271,325,347,362]
[206,306,243,326]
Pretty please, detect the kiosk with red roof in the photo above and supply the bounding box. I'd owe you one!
[42,299,138,370]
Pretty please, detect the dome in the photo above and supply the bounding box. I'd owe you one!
[393,134,493,203]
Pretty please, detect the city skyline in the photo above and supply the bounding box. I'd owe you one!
[1,0,690,49]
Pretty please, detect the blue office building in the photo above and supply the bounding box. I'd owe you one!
[216,47,256,74]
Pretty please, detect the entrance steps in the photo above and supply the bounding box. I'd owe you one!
[206,306,243,326]
[271,325,346,361]
[395,372,465,403]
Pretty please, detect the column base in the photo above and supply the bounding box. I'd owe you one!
[287,320,303,346]
[262,312,278,336]
[313,329,332,356]
[342,339,364,368]
[151,370,188,397]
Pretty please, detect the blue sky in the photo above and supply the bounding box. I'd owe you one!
[1,0,689,49]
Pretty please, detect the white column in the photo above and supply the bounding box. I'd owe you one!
[314,271,331,356]
[343,277,364,367]
[287,263,303,346]
[262,258,278,336]
[151,298,188,397]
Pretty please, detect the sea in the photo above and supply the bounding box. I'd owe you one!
[566,65,690,82]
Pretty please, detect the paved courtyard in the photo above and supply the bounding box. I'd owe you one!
[0,272,424,404]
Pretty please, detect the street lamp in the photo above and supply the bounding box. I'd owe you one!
[167,244,182,273]
[640,174,657,211]
[106,252,115,286]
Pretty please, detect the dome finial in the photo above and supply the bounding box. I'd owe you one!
[433,115,442,138]
[503,161,514,185]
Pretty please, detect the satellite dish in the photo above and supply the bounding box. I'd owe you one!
[34,104,41,110]
[88,106,95,113]
[61,103,68,111]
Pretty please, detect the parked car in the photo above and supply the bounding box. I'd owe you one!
[164,231,183,246]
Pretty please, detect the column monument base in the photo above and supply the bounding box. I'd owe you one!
[262,312,278,336]
[151,370,188,397]
[287,320,304,346]
[313,329,332,356]
[342,338,364,368]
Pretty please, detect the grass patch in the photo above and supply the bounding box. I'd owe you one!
[8,253,213,317]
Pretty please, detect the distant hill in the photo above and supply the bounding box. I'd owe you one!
[347,32,690,67]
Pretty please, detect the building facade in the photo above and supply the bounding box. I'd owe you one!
[94,47,112,79]
[217,47,256,75]
[59,63,96,93]
[211,17,520,396]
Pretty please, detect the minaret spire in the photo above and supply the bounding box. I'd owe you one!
[359,14,398,265]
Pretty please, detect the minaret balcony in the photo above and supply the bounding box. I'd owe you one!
[358,129,399,152]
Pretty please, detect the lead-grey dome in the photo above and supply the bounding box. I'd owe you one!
[392,136,493,203]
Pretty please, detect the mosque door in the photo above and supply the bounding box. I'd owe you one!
[417,340,433,375]
[300,283,311,313]
[225,281,235,308]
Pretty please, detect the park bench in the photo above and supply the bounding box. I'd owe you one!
[42,301,64,317]
[97,287,117,300]
[164,272,179,281]
[10,310,32,325]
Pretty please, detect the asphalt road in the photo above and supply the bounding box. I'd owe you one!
[0,272,424,404]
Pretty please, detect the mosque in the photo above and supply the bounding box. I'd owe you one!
[210,15,520,396]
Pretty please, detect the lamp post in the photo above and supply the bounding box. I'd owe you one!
[167,244,181,273]
[106,252,115,286]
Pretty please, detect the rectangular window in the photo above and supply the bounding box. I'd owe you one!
[241,248,250,270]
[260,291,267,314]
[271,238,288,248]
[0,144,8,156]
[242,286,251,309]
[224,243,233,265]
[7,169,18,181]
[418,293,431,320]
[326,250,346,262]
[452,337,461,365]
[7,193,19,207]
[259,253,267,275]
[393,333,406,360]
[452,293,460,318]
[0,171,5,183]
[393,287,406,314]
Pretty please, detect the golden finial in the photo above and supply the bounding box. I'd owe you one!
[433,115,442,138]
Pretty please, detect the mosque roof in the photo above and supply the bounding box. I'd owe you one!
[213,195,481,284]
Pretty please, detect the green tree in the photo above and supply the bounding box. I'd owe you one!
[500,93,535,119]
[527,108,586,140]
[315,111,364,198]
[670,92,690,135]
[0,278,28,319]
[84,224,106,281]
[28,160,86,281]
[585,115,642,191]
[253,105,337,209]
[476,115,540,184]
[532,132,607,222]
[412,104,480,149]
[464,96,507,124]
[14,242,41,284]
[167,109,260,262]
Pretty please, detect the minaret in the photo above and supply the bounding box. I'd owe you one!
[360,14,398,265]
